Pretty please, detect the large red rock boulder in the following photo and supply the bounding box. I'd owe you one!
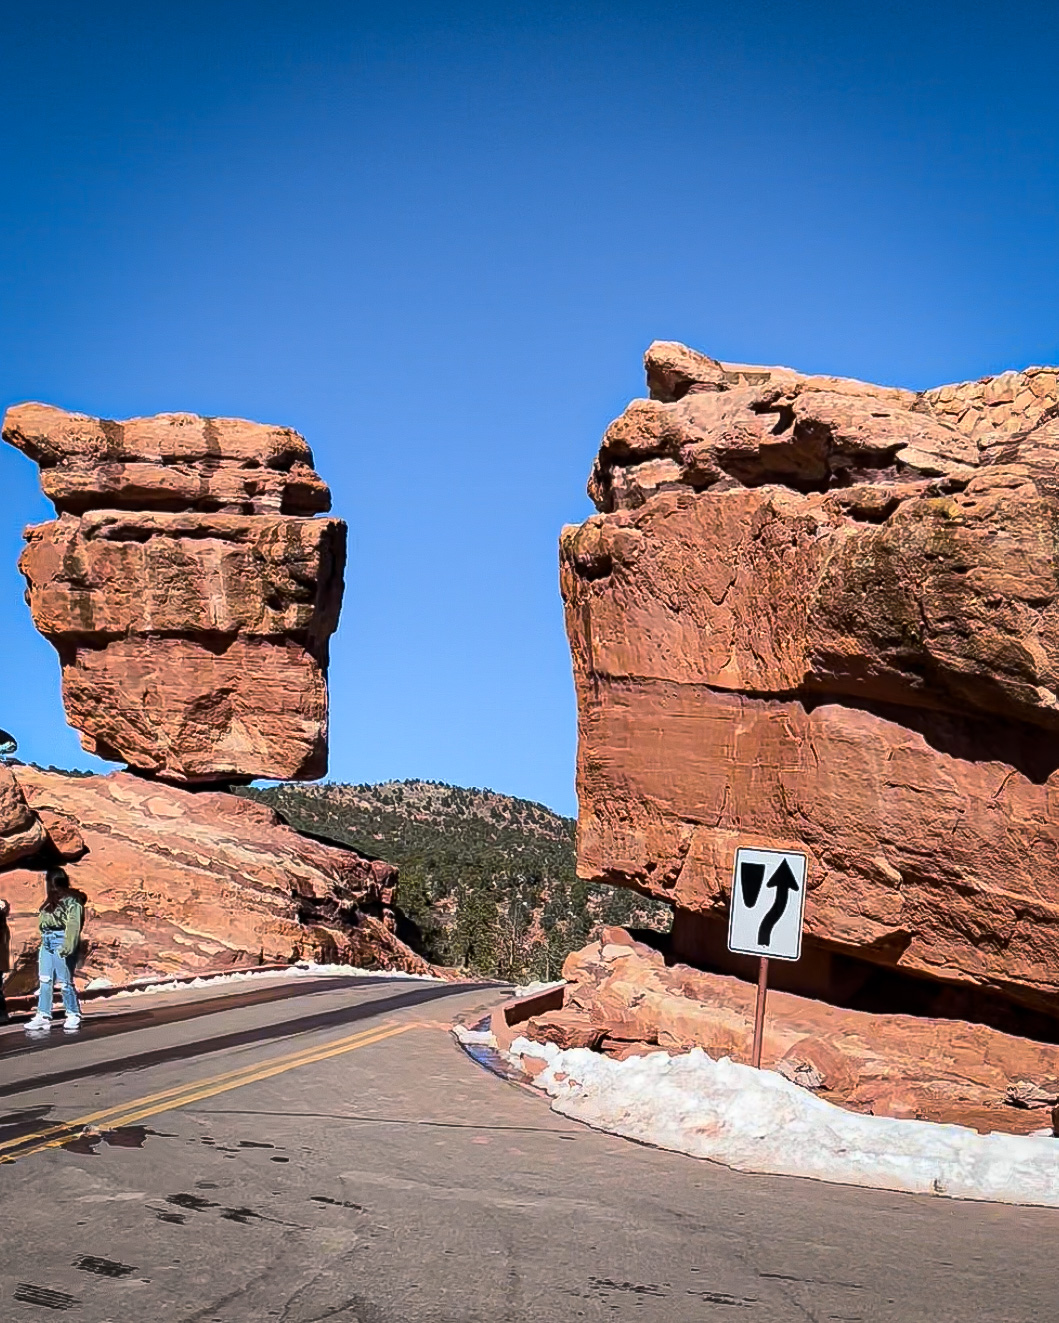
[0,767,430,993]
[0,766,46,868]
[2,404,344,783]
[561,344,1059,1025]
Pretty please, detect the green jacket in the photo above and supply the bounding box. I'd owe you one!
[39,895,84,959]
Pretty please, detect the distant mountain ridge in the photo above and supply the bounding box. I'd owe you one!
[243,779,669,979]
[281,779,572,844]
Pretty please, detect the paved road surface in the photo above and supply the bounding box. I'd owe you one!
[0,973,1054,1322]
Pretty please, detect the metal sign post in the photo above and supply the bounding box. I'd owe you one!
[728,846,809,1069]
[751,956,769,1069]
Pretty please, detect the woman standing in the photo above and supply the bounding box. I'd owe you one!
[25,868,84,1033]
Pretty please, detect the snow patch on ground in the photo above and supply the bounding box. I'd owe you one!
[511,979,565,998]
[290,962,439,982]
[452,1025,496,1047]
[109,962,440,1000]
[503,1037,1059,1209]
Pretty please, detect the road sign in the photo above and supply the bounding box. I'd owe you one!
[728,847,808,962]
[728,846,809,1068]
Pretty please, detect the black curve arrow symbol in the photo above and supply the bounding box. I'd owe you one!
[739,861,766,909]
[757,858,800,947]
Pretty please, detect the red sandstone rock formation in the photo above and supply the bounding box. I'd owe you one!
[2,404,344,783]
[0,767,430,993]
[519,930,1059,1134]
[561,343,1059,1025]
[0,408,430,984]
[0,766,46,867]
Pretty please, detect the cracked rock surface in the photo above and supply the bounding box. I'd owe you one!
[561,342,1059,1024]
[3,404,345,783]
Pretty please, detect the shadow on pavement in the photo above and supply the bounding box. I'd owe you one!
[0,1104,55,1142]
[0,980,500,1099]
[2,974,406,1060]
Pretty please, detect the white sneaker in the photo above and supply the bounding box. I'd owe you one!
[25,1012,52,1031]
[63,1014,82,1032]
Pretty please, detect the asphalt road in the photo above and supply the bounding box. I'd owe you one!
[0,973,1055,1322]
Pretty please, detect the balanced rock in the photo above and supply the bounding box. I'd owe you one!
[0,766,430,991]
[561,344,1059,1025]
[3,404,345,782]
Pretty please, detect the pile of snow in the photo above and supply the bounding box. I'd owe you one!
[511,979,565,998]
[110,961,439,1000]
[505,1037,1059,1209]
[452,1024,496,1047]
[289,962,439,982]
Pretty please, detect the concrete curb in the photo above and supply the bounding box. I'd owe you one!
[451,984,567,1088]
[488,984,566,1052]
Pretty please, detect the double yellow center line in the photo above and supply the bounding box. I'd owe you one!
[1,1018,417,1164]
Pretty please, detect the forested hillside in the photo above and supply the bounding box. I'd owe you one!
[242,780,671,979]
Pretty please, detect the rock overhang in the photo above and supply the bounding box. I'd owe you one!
[562,342,1059,1028]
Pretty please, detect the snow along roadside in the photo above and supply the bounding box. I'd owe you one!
[86,961,441,1000]
[495,1035,1059,1209]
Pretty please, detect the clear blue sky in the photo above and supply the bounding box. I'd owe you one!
[1,2,1057,816]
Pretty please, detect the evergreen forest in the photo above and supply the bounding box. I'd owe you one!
[243,780,671,980]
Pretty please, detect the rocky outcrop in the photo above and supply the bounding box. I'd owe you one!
[520,930,1059,1133]
[2,404,345,783]
[561,343,1059,1026]
[0,767,430,993]
[0,407,432,986]
[0,766,46,868]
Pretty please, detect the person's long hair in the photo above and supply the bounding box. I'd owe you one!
[40,867,70,913]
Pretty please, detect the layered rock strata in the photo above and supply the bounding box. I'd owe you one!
[561,342,1059,1024]
[2,404,345,782]
[517,930,1059,1134]
[0,767,430,992]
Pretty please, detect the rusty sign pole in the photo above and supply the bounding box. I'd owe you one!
[751,955,769,1069]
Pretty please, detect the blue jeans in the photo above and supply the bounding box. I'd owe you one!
[37,931,81,1017]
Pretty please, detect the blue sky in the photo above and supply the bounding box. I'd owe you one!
[1,1,1057,816]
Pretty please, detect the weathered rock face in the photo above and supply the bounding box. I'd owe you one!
[519,930,1059,1133]
[561,343,1059,1025]
[2,404,345,782]
[0,766,46,868]
[0,767,430,992]
[3,404,332,517]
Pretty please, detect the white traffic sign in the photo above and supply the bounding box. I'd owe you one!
[728,847,808,962]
